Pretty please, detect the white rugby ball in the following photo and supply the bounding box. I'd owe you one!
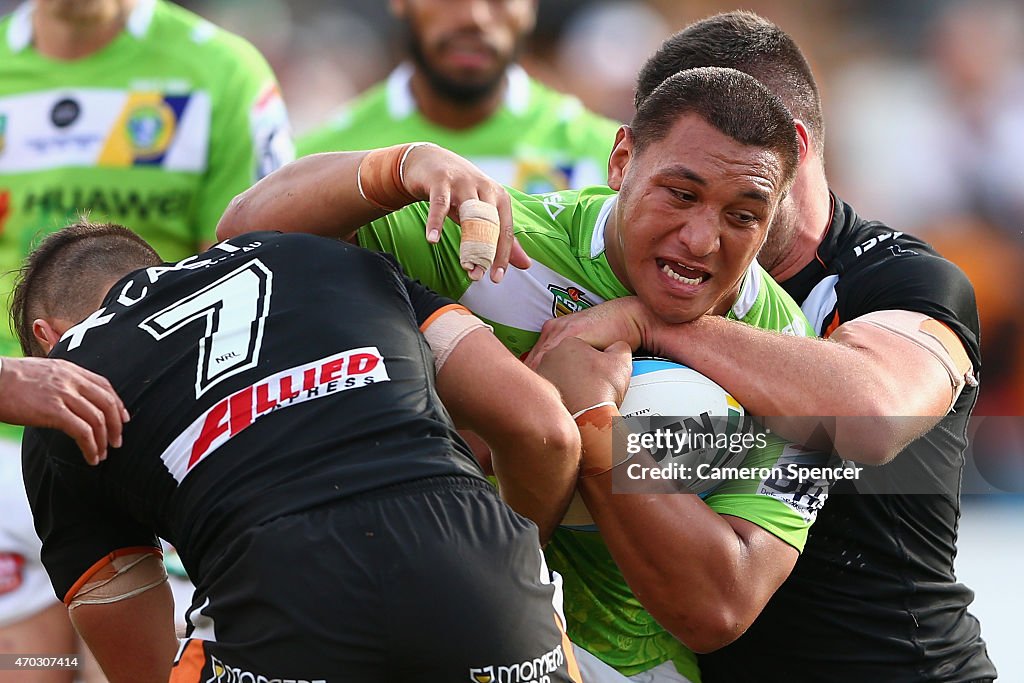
[560,358,748,531]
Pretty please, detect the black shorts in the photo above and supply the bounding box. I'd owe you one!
[170,476,582,683]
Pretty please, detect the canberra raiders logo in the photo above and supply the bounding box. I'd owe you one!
[547,284,594,318]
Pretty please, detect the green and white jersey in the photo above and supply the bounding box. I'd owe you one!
[0,0,293,373]
[361,187,826,681]
[299,64,620,193]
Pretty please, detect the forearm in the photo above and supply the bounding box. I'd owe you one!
[574,417,790,651]
[491,420,580,544]
[435,329,581,543]
[643,315,940,462]
[217,152,383,240]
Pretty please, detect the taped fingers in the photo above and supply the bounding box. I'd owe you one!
[458,199,500,280]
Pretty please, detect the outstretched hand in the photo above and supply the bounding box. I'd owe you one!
[0,357,129,465]
[400,144,531,282]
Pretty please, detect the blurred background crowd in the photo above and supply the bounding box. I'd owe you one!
[110,0,1024,420]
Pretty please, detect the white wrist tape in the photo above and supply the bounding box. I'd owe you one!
[421,305,492,372]
[851,309,977,412]
[68,551,168,610]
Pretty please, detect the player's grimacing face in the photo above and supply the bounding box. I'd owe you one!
[396,0,536,92]
[606,115,783,324]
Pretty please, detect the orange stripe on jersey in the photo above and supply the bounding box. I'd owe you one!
[555,614,584,683]
[63,545,162,605]
[170,640,207,683]
[419,303,471,332]
[824,311,841,338]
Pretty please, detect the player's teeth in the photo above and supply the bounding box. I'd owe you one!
[662,263,702,286]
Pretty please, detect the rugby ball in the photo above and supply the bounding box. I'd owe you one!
[560,358,748,531]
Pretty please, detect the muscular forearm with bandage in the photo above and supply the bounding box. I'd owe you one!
[217,143,529,283]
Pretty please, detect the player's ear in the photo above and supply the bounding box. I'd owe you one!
[32,318,62,355]
[793,119,811,162]
[607,125,634,192]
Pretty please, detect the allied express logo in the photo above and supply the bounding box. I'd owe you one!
[547,284,594,318]
[159,347,391,483]
[0,113,7,154]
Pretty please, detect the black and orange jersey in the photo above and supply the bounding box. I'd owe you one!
[22,232,484,603]
[701,195,995,682]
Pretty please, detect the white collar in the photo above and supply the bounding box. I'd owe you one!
[385,62,531,120]
[8,0,157,53]
[589,195,617,258]
[731,260,761,319]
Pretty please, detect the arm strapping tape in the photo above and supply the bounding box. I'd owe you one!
[421,305,492,372]
[851,309,977,412]
[68,552,168,610]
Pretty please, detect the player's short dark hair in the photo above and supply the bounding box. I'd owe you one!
[10,221,161,357]
[635,11,824,158]
[631,67,799,190]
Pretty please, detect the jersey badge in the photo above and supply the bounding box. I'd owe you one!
[125,99,177,161]
[98,93,190,167]
[548,284,594,318]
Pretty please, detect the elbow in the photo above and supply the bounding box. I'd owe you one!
[833,391,907,465]
[685,608,748,653]
[840,441,900,466]
[216,192,250,241]
[657,602,748,654]
[526,409,581,465]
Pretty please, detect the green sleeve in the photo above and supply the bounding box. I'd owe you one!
[704,437,831,552]
[705,494,812,552]
[357,202,473,301]
[195,38,293,246]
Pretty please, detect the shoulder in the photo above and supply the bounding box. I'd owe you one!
[146,1,272,75]
[297,85,388,154]
[834,221,980,354]
[526,78,618,126]
[508,187,595,234]
[842,226,977,311]
[0,5,27,64]
[521,77,621,140]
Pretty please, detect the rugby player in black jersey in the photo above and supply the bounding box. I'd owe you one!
[525,11,995,683]
[13,222,600,683]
